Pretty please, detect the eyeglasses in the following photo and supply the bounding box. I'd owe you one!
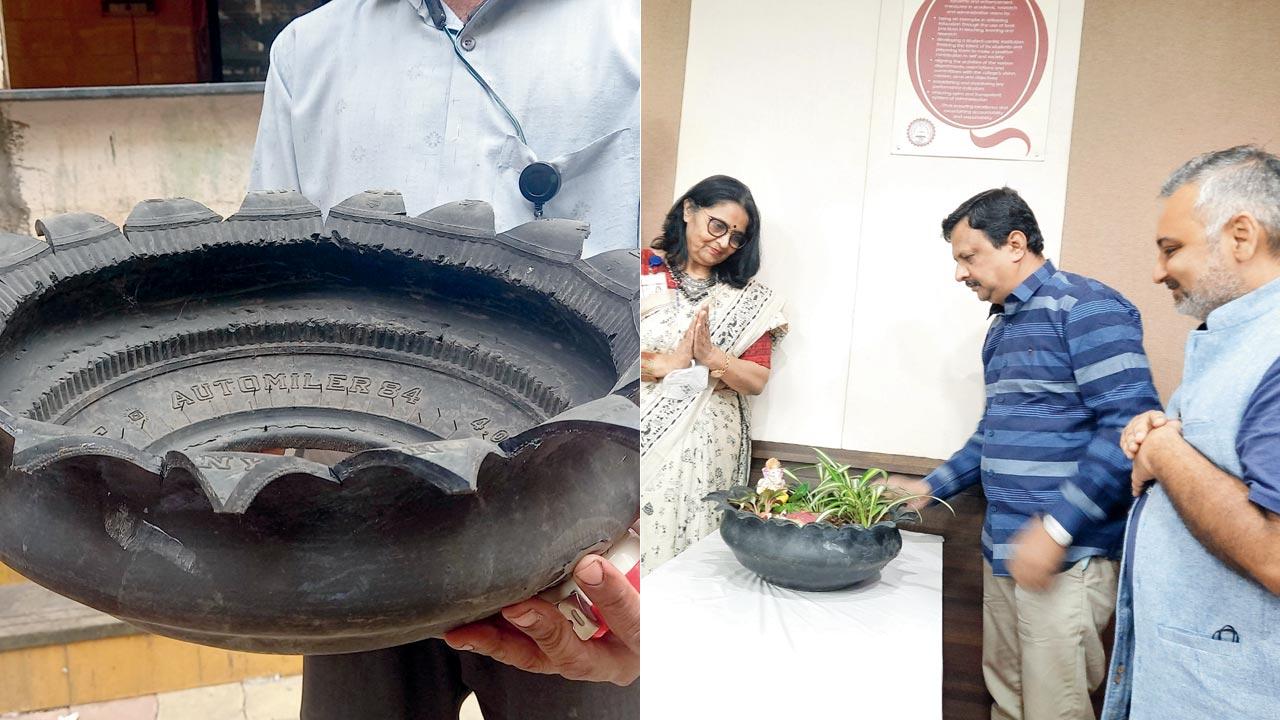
[701,209,749,249]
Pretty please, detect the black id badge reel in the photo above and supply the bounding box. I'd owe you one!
[519,161,562,218]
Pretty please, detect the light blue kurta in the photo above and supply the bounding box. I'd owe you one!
[249,0,639,256]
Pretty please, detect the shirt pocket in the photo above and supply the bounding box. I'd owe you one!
[1137,623,1267,718]
[493,128,634,233]
[1156,623,1243,657]
[495,128,631,176]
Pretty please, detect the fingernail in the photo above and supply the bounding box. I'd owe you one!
[444,638,474,651]
[576,557,605,587]
[508,610,539,628]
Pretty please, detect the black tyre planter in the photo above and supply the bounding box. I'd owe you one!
[0,190,639,654]
[707,489,904,591]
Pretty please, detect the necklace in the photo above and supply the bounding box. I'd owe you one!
[670,264,717,303]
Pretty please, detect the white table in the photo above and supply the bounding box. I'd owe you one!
[641,529,944,719]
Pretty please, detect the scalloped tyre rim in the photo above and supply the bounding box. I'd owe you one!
[0,190,640,654]
[717,508,903,591]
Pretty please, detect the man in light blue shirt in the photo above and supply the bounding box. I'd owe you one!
[249,2,640,718]
[250,0,639,256]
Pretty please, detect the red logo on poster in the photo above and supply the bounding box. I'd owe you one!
[906,0,1049,155]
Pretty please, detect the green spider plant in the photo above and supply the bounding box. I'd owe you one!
[781,449,950,527]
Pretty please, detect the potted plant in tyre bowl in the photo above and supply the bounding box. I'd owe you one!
[705,451,950,591]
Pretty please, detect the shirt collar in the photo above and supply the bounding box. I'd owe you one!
[992,259,1055,316]
[1203,274,1280,331]
[405,0,445,28]
[405,0,497,30]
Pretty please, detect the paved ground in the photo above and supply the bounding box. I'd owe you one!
[2,676,485,720]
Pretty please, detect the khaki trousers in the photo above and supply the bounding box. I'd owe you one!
[982,558,1118,720]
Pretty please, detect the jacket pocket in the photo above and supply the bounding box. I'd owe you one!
[1156,624,1243,657]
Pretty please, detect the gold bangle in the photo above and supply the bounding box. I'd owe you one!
[709,354,731,378]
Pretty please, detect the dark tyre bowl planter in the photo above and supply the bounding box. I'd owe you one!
[707,489,904,591]
[0,191,640,655]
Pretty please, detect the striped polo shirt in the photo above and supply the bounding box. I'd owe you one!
[925,260,1162,576]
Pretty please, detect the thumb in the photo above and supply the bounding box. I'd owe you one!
[573,555,639,653]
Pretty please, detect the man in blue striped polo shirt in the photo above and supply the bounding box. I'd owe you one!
[893,188,1161,720]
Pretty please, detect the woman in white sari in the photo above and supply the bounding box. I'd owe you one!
[640,176,787,571]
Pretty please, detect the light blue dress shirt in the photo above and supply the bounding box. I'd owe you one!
[249,0,639,256]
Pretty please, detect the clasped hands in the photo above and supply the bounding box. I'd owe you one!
[639,304,726,382]
[1120,409,1184,497]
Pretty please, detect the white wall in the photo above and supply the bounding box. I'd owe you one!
[674,0,1085,460]
[0,94,262,233]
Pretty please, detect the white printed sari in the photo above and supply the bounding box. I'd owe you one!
[639,275,787,571]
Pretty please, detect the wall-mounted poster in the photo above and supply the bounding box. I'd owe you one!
[891,0,1059,161]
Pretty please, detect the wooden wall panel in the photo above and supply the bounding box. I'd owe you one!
[640,0,691,244]
[0,643,70,712]
[3,0,204,88]
[0,632,301,714]
[1061,0,1280,400]
[0,562,26,585]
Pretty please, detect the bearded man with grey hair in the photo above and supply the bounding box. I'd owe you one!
[1102,145,1280,719]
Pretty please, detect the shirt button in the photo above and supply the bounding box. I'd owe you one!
[986,430,994,437]
[460,35,477,51]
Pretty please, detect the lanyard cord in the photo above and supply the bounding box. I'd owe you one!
[424,0,557,219]
[424,0,527,145]
[443,26,527,145]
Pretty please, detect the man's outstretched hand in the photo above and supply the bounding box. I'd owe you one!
[443,554,640,686]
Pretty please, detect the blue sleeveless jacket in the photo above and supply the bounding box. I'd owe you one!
[1103,278,1280,720]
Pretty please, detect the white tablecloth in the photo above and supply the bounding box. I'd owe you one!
[640,529,944,719]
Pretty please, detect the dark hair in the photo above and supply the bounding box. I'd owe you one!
[653,175,761,288]
[941,187,1044,255]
